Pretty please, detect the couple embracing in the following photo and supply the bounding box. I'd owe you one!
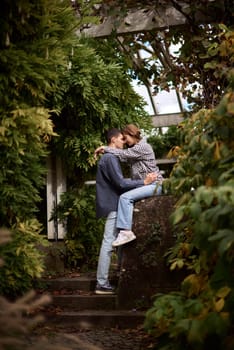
[95,124,163,295]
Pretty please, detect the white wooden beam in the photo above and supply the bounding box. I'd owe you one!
[156,158,177,165]
[152,113,184,127]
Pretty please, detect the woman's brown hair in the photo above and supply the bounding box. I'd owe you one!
[122,124,142,141]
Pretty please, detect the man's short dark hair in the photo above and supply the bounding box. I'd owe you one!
[106,128,122,144]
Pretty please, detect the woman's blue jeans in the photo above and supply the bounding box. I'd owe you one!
[97,211,118,287]
[116,182,162,230]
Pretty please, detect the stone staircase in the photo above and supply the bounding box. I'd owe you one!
[38,196,182,331]
[38,272,145,330]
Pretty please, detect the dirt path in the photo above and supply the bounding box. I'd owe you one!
[29,324,153,350]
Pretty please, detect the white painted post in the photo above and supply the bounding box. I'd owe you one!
[56,157,66,239]
[46,156,56,239]
[46,156,66,240]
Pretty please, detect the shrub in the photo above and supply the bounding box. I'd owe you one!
[53,184,104,270]
[144,91,234,349]
[0,220,48,297]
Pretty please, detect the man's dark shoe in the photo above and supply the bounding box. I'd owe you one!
[95,283,115,295]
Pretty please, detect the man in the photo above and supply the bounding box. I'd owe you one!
[95,128,156,294]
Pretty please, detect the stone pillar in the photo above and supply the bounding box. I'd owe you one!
[116,195,184,310]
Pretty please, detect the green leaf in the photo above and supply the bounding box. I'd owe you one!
[209,229,233,242]
[172,206,185,224]
[189,202,201,218]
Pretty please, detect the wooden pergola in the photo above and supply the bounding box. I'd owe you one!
[78,0,225,127]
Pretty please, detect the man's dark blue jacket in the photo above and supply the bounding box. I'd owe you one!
[96,153,144,218]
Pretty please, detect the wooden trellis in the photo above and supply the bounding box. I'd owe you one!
[80,0,224,127]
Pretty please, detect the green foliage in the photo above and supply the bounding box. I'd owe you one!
[0,228,76,350]
[0,107,56,226]
[53,185,104,270]
[0,0,80,108]
[145,101,234,348]
[145,286,231,350]
[147,126,181,177]
[144,28,234,350]
[51,37,151,177]
[147,126,181,158]
[0,220,49,297]
[0,0,93,295]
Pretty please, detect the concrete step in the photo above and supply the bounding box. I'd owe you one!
[44,310,146,329]
[40,275,118,292]
[40,277,96,292]
[51,294,117,311]
[38,273,145,329]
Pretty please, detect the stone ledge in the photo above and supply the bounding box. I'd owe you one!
[117,195,185,309]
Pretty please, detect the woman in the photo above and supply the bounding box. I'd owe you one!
[95,124,164,246]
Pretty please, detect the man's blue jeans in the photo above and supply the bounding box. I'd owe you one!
[97,211,118,287]
[116,182,162,230]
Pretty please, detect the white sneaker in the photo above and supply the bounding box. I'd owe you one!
[112,230,136,247]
